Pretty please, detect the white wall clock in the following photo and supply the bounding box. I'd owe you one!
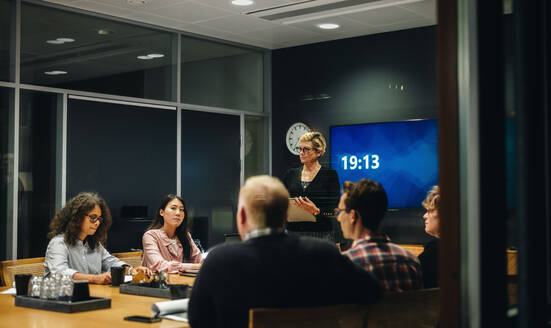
[286,122,311,155]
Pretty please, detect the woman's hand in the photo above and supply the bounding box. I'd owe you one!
[190,263,201,270]
[130,266,153,276]
[93,272,111,285]
[73,271,111,284]
[294,196,320,215]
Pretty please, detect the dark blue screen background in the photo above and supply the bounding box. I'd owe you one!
[330,120,438,208]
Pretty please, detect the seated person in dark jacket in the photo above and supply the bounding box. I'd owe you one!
[419,185,440,288]
[188,175,382,328]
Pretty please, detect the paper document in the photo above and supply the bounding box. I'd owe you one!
[151,298,189,322]
[0,288,16,295]
[287,198,316,222]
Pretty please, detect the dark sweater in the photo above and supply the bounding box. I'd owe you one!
[418,238,439,288]
[282,166,340,216]
[188,233,382,328]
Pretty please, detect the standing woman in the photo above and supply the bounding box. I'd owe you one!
[283,131,340,237]
[141,195,202,273]
[419,185,440,288]
[45,192,151,284]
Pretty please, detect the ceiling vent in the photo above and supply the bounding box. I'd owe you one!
[246,0,382,21]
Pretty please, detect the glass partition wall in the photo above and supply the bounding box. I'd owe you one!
[1,0,269,260]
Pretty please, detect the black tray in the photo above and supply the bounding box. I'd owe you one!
[119,283,171,299]
[15,295,111,313]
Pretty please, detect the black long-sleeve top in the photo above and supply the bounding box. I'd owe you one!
[282,166,340,216]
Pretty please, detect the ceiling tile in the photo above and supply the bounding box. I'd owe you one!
[242,25,322,43]
[398,0,436,18]
[44,0,83,4]
[87,0,190,11]
[197,0,297,15]
[376,17,435,32]
[180,24,272,49]
[71,0,138,17]
[124,11,185,28]
[197,14,279,33]
[344,5,424,27]
[148,2,234,23]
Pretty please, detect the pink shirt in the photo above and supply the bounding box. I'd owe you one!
[141,229,202,273]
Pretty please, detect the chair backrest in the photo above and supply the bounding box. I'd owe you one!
[397,244,425,257]
[0,257,45,287]
[249,288,440,328]
[112,250,143,268]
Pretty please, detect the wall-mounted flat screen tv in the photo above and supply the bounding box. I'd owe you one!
[330,119,438,209]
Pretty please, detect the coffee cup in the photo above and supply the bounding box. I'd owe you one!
[15,274,32,296]
[71,281,90,302]
[111,266,125,286]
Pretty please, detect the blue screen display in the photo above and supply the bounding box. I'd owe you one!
[330,120,438,208]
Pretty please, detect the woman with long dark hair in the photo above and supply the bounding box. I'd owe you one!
[44,192,151,284]
[141,194,202,273]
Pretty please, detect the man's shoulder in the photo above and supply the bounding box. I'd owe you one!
[206,234,337,259]
[386,242,421,262]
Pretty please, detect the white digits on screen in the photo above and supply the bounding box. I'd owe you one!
[349,155,358,170]
[371,154,380,169]
[341,154,380,170]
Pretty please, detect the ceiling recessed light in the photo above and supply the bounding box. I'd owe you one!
[317,23,340,30]
[137,55,153,60]
[147,53,164,58]
[97,29,113,36]
[44,70,67,75]
[46,37,76,44]
[231,0,254,6]
[46,40,64,44]
[57,38,75,43]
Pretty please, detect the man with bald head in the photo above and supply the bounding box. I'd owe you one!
[188,175,382,328]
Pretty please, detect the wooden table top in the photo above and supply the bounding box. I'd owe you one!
[0,274,195,328]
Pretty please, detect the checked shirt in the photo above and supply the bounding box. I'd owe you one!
[343,233,423,291]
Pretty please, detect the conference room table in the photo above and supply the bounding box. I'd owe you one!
[0,274,195,328]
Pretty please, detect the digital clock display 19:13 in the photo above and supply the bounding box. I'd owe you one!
[330,120,438,208]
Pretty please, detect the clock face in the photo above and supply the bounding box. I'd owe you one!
[286,122,311,155]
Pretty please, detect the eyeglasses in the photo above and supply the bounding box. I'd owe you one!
[334,208,347,215]
[295,146,313,153]
[87,214,103,224]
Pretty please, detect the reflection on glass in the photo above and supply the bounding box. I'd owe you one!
[21,3,177,101]
[0,87,14,260]
[18,90,60,258]
[66,99,177,252]
[0,0,15,82]
[181,36,263,112]
[181,110,241,248]
[244,115,268,180]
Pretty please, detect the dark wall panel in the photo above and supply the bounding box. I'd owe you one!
[67,99,177,252]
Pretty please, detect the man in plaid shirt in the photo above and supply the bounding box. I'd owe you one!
[337,179,423,291]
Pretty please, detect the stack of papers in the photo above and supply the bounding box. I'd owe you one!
[151,298,189,322]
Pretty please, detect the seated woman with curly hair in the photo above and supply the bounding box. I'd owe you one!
[44,192,151,284]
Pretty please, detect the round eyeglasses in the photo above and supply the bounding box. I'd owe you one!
[295,146,313,153]
[87,215,103,224]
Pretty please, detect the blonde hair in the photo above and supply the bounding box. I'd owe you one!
[299,131,326,156]
[422,185,440,211]
[239,175,290,229]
